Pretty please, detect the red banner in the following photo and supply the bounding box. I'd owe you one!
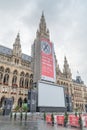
[82,114,87,127]
[46,115,52,124]
[69,115,80,127]
[85,116,87,127]
[41,38,55,82]
[56,115,64,125]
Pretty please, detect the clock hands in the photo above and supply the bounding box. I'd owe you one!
[43,44,49,51]
[41,41,51,54]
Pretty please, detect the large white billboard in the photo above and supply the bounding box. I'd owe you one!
[38,82,65,107]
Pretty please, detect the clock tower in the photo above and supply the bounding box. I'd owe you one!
[31,12,56,83]
[31,13,66,113]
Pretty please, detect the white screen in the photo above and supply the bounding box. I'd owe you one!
[38,82,65,107]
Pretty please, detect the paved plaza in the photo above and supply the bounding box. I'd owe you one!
[0,115,86,130]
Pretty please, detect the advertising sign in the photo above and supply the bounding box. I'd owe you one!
[38,82,65,107]
[46,114,52,124]
[57,115,64,125]
[69,115,80,127]
[40,38,56,82]
[82,114,87,127]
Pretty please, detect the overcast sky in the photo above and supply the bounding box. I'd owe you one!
[0,0,87,85]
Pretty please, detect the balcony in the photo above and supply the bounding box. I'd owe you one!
[12,84,18,88]
[3,83,8,86]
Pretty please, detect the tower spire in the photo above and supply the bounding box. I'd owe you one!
[63,56,72,79]
[15,32,20,45]
[42,10,44,17]
[13,33,22,57]
[36,12,50,39]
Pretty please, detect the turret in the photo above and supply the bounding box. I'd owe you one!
[13,33,22,57]
[63,56,72,79]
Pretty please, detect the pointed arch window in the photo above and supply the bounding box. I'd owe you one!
[18,97,22,107]
[0,66,4,72]
[0,72,3,83]
[20,77,24,87]
[1,96,5,107]
[3,74,9,85]
[20,71,25,77]
[30,79,33,87]
[24,98,27,103]
[25,73,29,78]
[25,78,29,88]
[11,96,14,103]
[12,76,17,84]
[30,74,33,79]
[13,70,18,75]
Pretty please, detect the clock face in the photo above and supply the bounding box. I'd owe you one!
[41,41,51,54]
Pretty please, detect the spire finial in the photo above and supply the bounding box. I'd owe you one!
[42,11,44,17]
[64,56,67,62]
[14,32,20,45]
[36,12,50,39]
[64,56,66,59]
[17,32,20,39]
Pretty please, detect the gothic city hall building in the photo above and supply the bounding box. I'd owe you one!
[0,13,87,112]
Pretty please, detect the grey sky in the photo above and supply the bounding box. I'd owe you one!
[0,0,87,85]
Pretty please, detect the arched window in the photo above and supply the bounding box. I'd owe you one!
[20,77,24,87]
[0,66,4,72]
[61,81,63,85]
[30,74,33,78]
[18,97,22,107]
[3,74,9,85]
[24,98,27,103]
[30,79,33,87]
[66,83,68,86]
[57,80,60,85]
[12,96,14,104]
[25,78,29,88]
[0,72,3,83]
[12,76,17,84]
[25,73,29,78]
[13,70,18,75]
[0,96,5,107]
[20,71,25,77]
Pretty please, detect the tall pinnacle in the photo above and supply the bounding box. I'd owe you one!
[36,12,50,39]
[13,33,22,57]
[14,33,20,45]
[40,11,46,31]
[63,56,72,79]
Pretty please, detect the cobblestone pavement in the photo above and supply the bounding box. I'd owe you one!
[0,116,86,130]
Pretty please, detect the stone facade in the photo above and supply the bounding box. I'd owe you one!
[0,13,87,112]
[0,33,33,108]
